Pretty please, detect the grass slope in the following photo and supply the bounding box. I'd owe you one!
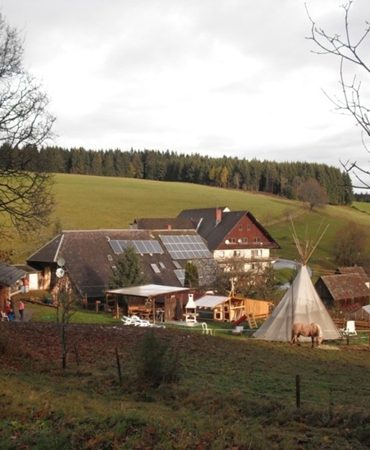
[0,322,369,449]
[3,173,370,270]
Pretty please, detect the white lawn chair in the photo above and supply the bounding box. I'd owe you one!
[130,315,152,327]
[232,325,244,335]
[341,320,357,337]
[121,315,135,325]
[201,322,214,335]
[1,311,9,322]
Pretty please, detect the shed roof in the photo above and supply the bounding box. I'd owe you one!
[336,266,369,281]
[106,284,190,298]
[0,262,26,286]
[195,295,229,308]
[317,273,370,301]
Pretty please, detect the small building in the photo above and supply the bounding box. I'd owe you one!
[348,304,370,324]
[195,294,272,323]
[14,265,41,291]
[105,284,190,322]
[315,272,370,313]
[0,262,26,311]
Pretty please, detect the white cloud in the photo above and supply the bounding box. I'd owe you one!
[0,0,369,179]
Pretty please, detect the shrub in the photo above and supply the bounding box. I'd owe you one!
[135,330,180,388]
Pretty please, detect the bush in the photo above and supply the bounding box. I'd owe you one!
[135,330,180,388]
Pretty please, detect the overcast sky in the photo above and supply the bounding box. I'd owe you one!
[1,0,369,171]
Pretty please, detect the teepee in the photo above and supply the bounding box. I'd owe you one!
[253,222,341,342]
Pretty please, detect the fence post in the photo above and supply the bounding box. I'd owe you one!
[295,374,301,409]
[328,387,333,422]
[115,347,122,386]
[73,343,80,367]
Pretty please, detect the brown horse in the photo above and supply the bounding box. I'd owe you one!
[291,322,323,348]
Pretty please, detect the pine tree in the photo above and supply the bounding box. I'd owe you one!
[109,246,146,288]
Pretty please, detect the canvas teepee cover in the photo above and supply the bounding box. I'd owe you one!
[253,265,341,341]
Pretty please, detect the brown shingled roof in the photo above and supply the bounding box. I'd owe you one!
[132,218,195,230]
[318,273,370,301]
[336,266,369,282]
[27,229,216,299]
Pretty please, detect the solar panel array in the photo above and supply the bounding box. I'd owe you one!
[109,239,163,255]
[160,235,212,260]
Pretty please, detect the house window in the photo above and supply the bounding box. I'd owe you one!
[242,237,248,243]
[230,238,236,244]
[254,237,260,243]
[159,262,166,269]
[233,250,241,257]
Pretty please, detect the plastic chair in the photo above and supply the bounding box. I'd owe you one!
[1,311,9,322]
[232,325,244,335]
[201,322,214,335]
[121,315,135,325]
[341,320,357,337]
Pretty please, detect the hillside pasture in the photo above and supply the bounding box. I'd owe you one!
[2,173,370,270]
[353,201,370,215]
[0,322,370,449]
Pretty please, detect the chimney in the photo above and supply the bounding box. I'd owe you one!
[215,208,222,225]
[167,224,172,231]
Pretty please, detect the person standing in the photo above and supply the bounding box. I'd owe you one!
[18,301,25,321]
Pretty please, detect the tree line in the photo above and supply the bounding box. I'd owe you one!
[0,144,353,205]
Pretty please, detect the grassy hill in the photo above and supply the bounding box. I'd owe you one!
[3,173,370,272]
[1,322,370,449]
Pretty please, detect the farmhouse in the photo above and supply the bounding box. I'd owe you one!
[314,271,370,313]
[27,229,217,302]
[134,207,280,272]
[177,207,280,271]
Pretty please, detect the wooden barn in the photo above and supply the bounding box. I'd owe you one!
[315,271,370,313]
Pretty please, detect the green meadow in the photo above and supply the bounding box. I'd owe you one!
[1,322,370,449]
[3,173,370,270]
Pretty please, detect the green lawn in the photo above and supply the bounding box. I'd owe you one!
[25,302,118,324]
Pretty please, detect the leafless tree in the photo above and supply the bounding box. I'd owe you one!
[54,274,75,370]
[297,177,328,210]
[0,14,55,236]
[306,0,370,189]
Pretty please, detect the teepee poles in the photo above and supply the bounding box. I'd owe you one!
[290,220,329,265]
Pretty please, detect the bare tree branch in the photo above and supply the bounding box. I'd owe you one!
[306,1,370,189]
[0,13,55,238]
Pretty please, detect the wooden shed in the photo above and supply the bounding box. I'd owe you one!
[195,294,272,323]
